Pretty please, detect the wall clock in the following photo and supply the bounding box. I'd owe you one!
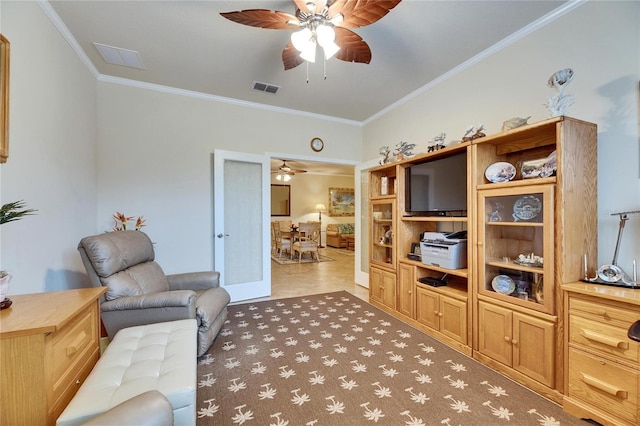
[310,137,324,152]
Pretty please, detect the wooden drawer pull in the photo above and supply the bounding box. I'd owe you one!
[65,331,87,357]
[580,373,628,399]
[581,330,629,349]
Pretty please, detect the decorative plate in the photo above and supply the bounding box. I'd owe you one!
[491,275,516,294]
[513,195,542,221]
[485,162,516,183]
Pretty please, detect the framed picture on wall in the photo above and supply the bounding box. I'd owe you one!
[328,187,355,217]
[271,184,290,216]
[1,34,9,164]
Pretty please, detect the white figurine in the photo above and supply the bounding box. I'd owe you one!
[394,141,416,160]
[378,146,391,165]
[427,133,447,152]
[546,68,575,117]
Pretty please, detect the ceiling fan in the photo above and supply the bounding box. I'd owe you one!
[272,160,307,181]
[220,0,402,70]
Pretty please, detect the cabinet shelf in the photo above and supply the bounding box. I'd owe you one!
[403,258,468,278]
[373,219,393,224]
[477,177,556,191]
[486,260,544,275]
[416,281,468,300]
[402,216,467,222]
[371,194,397,201]
[486,221,544,227]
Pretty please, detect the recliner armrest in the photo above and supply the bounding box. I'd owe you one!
[100,290,197,312]
[167,271,220,291]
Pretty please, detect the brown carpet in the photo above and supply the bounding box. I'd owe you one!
[197,291,587,425]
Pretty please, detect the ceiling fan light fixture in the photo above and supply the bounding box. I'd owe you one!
[329,13,344,25]
[300,42,317,63]
[291,28,312,51]
[316,25,339,59]
[276,173,292,182]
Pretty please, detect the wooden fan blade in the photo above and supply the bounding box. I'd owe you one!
[292,0,310,14]
[220,9,299,29]
[328,0,401,29]
[334,27,371,64]
[282,42,305,70]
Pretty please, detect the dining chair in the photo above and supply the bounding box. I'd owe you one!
[272,222,291,259]
[292,222,320,263]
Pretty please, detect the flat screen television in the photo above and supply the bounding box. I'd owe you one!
[405,152,467,216]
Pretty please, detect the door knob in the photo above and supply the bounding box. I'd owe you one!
[217,233,229,238]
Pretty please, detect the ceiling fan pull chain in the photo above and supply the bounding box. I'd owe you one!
[306,61,310,84]
[324,56,327,80]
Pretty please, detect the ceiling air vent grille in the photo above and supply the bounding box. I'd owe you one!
[252,81,280,94]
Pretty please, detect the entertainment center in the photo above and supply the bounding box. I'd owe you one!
[369,116,599,406]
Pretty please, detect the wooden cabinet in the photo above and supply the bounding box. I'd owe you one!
[369,164,397,308]
[368,116,597,405]
[472,117,597,401]
[477,301,555,387]
[370,199,396,268]
[0,288,106,425]
[563,283,640,426]
[416,283,467,347]
[370,266,395,308]
[397,262,414,317]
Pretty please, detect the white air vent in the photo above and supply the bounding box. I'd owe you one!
[93,43,145,69]
[252,81,280,94]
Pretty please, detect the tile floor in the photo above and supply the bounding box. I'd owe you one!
[271,246,368,301]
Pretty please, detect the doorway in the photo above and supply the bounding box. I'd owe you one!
[268,154,364,298]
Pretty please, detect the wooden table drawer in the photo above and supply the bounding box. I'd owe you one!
[568,348,639,425]
[570,297,638,328]
[49,347,99,423]
[570,315,639,362]
[48,305,98,388]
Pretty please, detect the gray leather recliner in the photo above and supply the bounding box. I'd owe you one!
[78,230,230,356]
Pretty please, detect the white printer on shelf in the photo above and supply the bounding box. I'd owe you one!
[420,231,467,269]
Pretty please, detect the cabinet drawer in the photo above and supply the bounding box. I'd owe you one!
[570,297,638,328]
[570,315,639,363]
[568,348,639,425]
[49,347,99,423]
[48,305,99,390]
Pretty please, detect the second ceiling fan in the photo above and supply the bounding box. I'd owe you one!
[220,0,401,70]
[273,160,307,181]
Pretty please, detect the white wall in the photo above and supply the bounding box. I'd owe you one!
[363,1,640,272]
[96,83,362,275]
[0,1,98,294]
[2,1,638,294]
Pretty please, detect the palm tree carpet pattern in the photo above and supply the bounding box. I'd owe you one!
[196,291,586,425]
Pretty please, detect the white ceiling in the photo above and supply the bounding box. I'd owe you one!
[48,0,567,125]
[45,0,568,176]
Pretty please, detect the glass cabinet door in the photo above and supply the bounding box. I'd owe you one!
[371,199,395,269]
[477,185,554,314]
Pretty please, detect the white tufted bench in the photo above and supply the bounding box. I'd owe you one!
[57,319,197,426]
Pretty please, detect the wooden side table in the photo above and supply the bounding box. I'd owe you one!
[345,235,355,251]
[0,287,106,425]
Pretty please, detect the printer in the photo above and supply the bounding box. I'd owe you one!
[420,231,467,269]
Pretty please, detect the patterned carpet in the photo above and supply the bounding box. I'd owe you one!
[196,291,586,425]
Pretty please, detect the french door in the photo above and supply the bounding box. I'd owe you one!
[213,150,270,301]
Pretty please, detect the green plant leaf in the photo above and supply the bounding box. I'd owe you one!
[0,200,37,225]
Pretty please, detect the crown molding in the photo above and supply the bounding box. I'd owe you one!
[363,0,588,125]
